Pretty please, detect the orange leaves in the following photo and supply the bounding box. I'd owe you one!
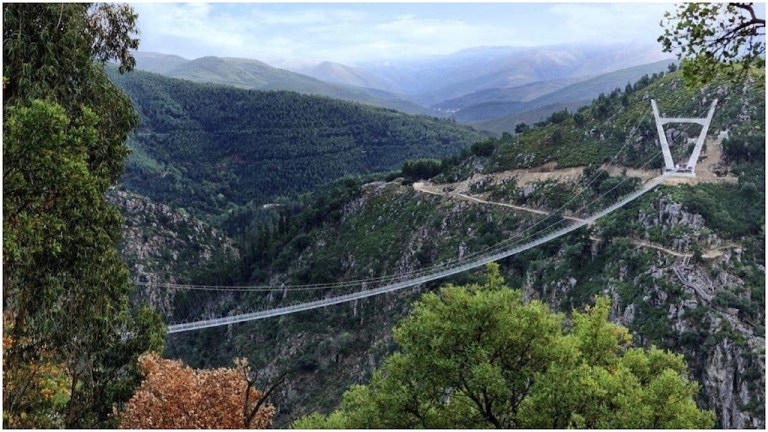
[3,313,71,428]
[119,353,275,429]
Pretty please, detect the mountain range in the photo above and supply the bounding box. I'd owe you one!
[133,43,674,131]
[353,43,671,104]
[133,52,434,116]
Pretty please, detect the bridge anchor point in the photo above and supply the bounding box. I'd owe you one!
[651,99,717,176]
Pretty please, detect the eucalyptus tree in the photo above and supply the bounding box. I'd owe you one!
[3,3,164,427]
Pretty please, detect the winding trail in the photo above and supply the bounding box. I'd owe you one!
[413,179,735,261]
[413,181,587,223]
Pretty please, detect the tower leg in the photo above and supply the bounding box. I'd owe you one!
[685,100,718,172]
[651,100,676,171]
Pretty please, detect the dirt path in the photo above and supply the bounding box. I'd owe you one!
[413,137,738,261]
[424,137,736,195]
[415,181,692,258]
[414,181,587,223]
[662,137,738,186]
[414,167,738,261]
[631,239,692,258]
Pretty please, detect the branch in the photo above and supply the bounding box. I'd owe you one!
[244,371,288,428]
[714,19,766,46]
[733,3,764,24]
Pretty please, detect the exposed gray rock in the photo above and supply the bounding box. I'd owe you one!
[107,189,239,314]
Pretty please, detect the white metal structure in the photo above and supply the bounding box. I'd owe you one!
[651,99,717,173]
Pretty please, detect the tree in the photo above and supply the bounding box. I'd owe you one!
[402,159,443,180]
[2,314,71,428]
[294,265,714,429]
[3,3,164,428]
[659,3,765,87]
[514,122,530,134]
[119,353,277,429]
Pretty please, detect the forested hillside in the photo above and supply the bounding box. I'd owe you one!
[108,68,486,216]
[156,68,764,428]
[133,52,435,116]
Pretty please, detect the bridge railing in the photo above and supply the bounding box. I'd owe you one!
[167,173,670,334]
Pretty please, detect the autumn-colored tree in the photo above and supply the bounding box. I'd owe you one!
[2,314,70,428]
[119,353,277,429]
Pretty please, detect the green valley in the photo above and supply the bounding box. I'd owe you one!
[108,68,486,216]
[5,2,764,430]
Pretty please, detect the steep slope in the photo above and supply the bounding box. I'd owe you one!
[108,190,239,315]
[108,68,486,216]
[364,43,673,105]
[132,52,433,116]
[443,60,673,124]
[157,69,764,428]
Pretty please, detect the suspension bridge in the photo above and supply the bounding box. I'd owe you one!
[140,100,717,334]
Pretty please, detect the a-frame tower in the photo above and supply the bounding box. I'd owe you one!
[651,99,718,175]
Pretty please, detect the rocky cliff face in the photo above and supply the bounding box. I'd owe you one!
[521,192,764,428]
[153,178,763,428]
[107,189,239,314]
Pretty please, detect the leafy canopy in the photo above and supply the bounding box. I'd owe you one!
[120,353,275,429]
[659,3,765,87]
[3,3,164,428]
[294,264,715,429]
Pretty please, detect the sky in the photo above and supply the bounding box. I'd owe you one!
[133,2,679,67]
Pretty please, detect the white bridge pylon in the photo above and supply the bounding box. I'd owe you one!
[651,99,717,175]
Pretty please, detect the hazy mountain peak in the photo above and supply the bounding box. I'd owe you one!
[298,61,401,93]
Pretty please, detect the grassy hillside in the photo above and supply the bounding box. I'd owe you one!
[108,68,486,216]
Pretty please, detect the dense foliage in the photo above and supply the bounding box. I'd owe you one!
[3,3,165,428]
[659,3,765,88]
[108,68,486,216]
[120,353,274,429]
[293,266,714,429]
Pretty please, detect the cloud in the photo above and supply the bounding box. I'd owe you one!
[135,3,248,56]
[548,3,674,44]
[132,3,674,65]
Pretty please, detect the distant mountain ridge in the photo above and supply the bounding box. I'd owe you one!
[473,59,676,132]
[356,43,674,104]
[134,43,674,132]
[133,52,435,116]
[296,61,403,94]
